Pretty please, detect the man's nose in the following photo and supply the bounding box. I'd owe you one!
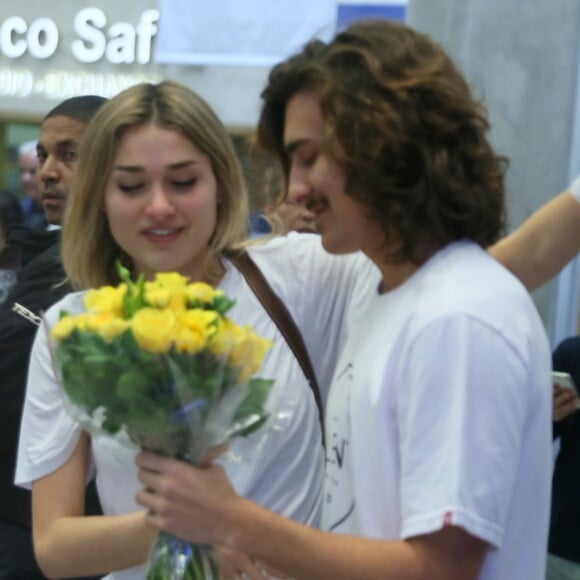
[39,157,59,183]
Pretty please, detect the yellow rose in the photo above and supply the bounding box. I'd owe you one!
[152,272,189,288]
[236,333,273,383]
[228,326,253,367]
[51,315,77,341]
[167,291,187,314]
[185,282,221,305]
[228,326,273,382]
[94,316,129,341]
[84,285,126,317]
[52,311,130,342]
[174,326,206,354]
[247,334,273,374]
[179,309,218,336]
[130,308,177,353]
[71,313,98,332]
[174,309,218,353]
[144,286,172,308]
[208,318,237,356]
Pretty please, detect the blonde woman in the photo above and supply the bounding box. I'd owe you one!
[15,81,377,580]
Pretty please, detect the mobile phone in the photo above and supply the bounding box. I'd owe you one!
[552,371,580,397]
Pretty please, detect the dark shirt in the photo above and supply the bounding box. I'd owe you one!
[0,241,70,527]
[0,246,21,304]
[0,236,102,580]
[549,336,580,563]
[6,224,59,267]
[19,197,46,231]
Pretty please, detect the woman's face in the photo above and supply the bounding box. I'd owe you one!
[104,124,218,281]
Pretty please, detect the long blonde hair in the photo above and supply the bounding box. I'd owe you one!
[62,81,250,288]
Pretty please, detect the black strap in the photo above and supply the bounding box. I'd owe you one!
[230,252,325,444]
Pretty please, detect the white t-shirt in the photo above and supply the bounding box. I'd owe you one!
[568,175,580,202]
[16,233,378,580]
[321,240,552,579]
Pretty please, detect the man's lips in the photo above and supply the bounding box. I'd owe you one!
[41,192,65,205]
[306,195,328,217]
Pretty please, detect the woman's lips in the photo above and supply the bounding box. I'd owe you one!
[142,227,184,243]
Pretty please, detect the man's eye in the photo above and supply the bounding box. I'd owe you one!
[63,150,78,162]
[294,150,318,168]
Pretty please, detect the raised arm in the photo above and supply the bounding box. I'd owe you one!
[32,433,155,578]
[489,184,580,291]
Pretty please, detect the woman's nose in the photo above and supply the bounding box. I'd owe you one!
[145,186,175,218]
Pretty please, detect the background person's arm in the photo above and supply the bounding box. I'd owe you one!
[32,432,155,579]
[489,187,580,291]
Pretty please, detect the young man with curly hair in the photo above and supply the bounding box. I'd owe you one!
[136,20,552,580]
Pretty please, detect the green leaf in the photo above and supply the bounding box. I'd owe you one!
[212,294,235,315]
[116,260,147,318]
[233,378,274,423]
[117,371,147,400]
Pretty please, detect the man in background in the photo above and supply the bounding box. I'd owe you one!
[548,340,580,579]
[0,95,107,580]
[17,140,45,230]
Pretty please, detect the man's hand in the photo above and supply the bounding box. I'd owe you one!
[135,451,240,547]
[553,384,579,421]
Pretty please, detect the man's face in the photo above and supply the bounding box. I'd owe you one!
[19,150,40,201]
[284,88,381,256]
[283,89,325,212]
[36,115,86,225]
[279,89,328,234]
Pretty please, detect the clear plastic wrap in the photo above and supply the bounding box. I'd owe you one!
[46,264,275,580]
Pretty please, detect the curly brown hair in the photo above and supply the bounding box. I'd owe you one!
[256,40,326,179]
[319,20,507,262]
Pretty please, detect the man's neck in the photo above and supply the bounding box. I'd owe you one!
[372,236,442,294]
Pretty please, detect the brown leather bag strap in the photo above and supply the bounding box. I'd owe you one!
[230,251,325,443]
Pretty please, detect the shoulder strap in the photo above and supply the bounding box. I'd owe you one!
[230,251,325,443]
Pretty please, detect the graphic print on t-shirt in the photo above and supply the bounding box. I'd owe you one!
[324,360,355,532]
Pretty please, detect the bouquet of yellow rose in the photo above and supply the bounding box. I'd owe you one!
[48,263,274,580]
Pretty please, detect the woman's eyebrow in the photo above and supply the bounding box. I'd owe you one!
[113,160,199,172]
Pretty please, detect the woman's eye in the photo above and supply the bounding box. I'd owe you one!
[118,183,143,193]
[173,178,196,188]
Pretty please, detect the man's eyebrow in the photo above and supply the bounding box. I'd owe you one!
[284,139,309,156]
[56,139,79,150]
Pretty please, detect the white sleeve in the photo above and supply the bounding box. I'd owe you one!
[395,314,529,549]
[14,312,84,489]
[249,234,378,406]
[568,175,580,203]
